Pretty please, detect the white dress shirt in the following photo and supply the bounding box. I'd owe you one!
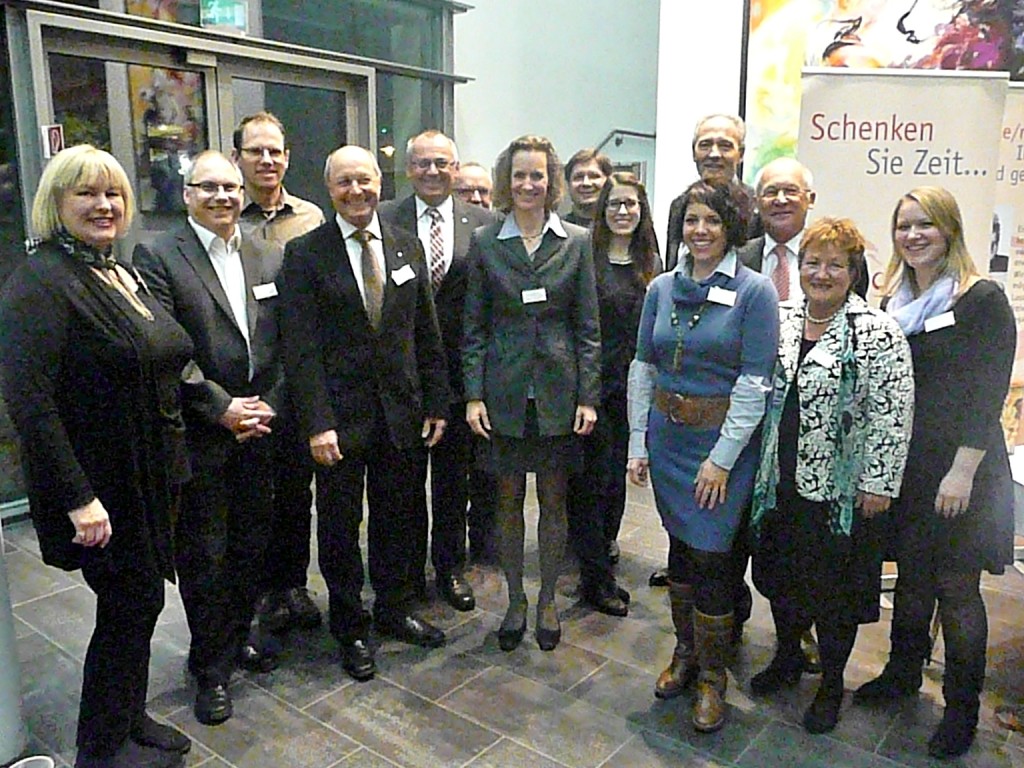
[189,217,252,379]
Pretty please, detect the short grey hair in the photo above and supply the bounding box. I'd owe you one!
[753,157,815,194]
[323,145,382,184]
[405,130,460,164]
[691,114,746,149]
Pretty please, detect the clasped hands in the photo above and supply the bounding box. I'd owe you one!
[218,395,275,442]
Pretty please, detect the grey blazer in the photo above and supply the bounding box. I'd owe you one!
[462,219,601,438]
[736,235,767,274]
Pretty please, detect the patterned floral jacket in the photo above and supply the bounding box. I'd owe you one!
[751,294,914,537]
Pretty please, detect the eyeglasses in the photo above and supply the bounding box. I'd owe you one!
[456,186,490,196]
[240,146,286,160]
[799,260,850,276]
[760,186,808,201]
[411,158,452,171]
[187,181,242,195]
[606,198,640,211]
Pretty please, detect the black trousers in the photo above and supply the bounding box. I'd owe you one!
[262,418,315,592]
[316,421,424,641]
[176,439,274,685]
[412,405,475,578]
[567,393,627,587]
[77,555,165,758]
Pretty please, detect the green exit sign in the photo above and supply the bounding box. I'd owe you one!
[201,0,247,33]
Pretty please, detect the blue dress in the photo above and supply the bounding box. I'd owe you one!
[635,254,778,552]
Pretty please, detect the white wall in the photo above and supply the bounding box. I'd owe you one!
[652,0,746,243]
[453,0,660,203]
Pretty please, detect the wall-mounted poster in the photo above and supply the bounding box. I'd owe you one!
[744,1,1024,184]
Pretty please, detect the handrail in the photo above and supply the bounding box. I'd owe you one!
[595,129,656,153]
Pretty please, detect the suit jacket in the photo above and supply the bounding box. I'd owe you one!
[134,223,284,468]
[462,219,601,438]
[664,181,762,271]
[378,195,496,402]
[280,217,451,453]
[736,235,766,273]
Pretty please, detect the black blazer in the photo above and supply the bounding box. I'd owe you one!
[378,195,496,402]
[462,219,601,438]
[0,243,192,576]
[133,223,284,468]
[280,217,451,453]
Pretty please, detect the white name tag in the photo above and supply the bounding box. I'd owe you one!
[252,282,278,300]
[806,345,837,368]
[391,264,416,285]
[707,286,736,306]
[522,288,548,304]
[924,311,956,333]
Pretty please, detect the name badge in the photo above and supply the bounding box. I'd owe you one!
[707,286,736,307]
[522,288,548,304]
[806,345,837,369]
[252,282,278,300]
[924,311,956,333]
[391,264,416,285]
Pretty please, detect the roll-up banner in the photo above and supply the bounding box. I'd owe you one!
[797,68,1008,303]
[995,84,1024,449]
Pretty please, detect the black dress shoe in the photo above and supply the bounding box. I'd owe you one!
[132,713,191,754]
[76,741,186,767]
[649,567,669,587]
[376,613,445,648]
[580,581,628,617]
[616,584,631,604]
[283,586,323,629]
[237,642,278,673]
[437,573,476,611]
[339,638,376,681]
[194,683,232,725]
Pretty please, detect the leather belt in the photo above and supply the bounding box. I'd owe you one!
[653,388,729,428]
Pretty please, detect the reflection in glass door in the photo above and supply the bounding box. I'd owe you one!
[230,78,348,212]
[49,53,210,224]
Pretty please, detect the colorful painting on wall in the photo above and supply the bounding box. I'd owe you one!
[744,0,1024,182]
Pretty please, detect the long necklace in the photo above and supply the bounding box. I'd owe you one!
[670,301,709,371]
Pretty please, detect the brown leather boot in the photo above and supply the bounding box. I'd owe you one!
[655,581,697,699]
[693,610,733,733]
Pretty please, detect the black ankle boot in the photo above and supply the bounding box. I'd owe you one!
[853,662,921,704]
[750,651,803,695]
[803,678,843,734]
[928,701,978,759]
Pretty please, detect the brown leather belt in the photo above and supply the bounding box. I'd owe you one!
[653,388,729,428]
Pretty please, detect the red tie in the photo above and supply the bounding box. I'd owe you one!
[427,207,445,290]
[771,243,790,301]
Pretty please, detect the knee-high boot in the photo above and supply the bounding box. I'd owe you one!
[655,581,696,699]
[693,610,733,733]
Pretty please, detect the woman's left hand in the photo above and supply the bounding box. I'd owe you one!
[574,405,597,436]
[856,492,891,518]
[694,459,728,510]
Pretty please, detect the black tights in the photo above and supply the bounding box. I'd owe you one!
[667,536,733,615]
[892,564,986,708]
[769,598,857,685]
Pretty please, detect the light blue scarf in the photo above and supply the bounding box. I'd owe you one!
[886,274,955,336]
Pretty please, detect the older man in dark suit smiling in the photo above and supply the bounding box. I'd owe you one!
[280,145,451,681]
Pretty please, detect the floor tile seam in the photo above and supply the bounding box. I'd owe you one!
[297,674,358,712]
[562,658,610,696]
[728,716,771,765]
[410,661,495,704]
[592,730,634,768]
[12,613,87,663]
[453,733,504,768]
[244,694,367,764]
[333,745,404,768]
[11,582,84,610]
[491,734,576,768]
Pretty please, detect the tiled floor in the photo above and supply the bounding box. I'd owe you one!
[5,479,1024,768]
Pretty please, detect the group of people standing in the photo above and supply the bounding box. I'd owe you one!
[0,109,1015,768]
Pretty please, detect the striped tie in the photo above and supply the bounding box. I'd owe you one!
[353,229,383,330]
[427,207,445,290]
[771,243,790,301]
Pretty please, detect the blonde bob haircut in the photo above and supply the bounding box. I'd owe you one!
[882,186,978,298]
[491,135,564,215]
[32,145,135,240]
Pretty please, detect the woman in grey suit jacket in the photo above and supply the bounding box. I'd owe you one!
[463,135,601,652]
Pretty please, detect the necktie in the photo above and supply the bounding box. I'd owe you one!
[353,229,383,330]
[771,243,790,302]
[427,207,445,290]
